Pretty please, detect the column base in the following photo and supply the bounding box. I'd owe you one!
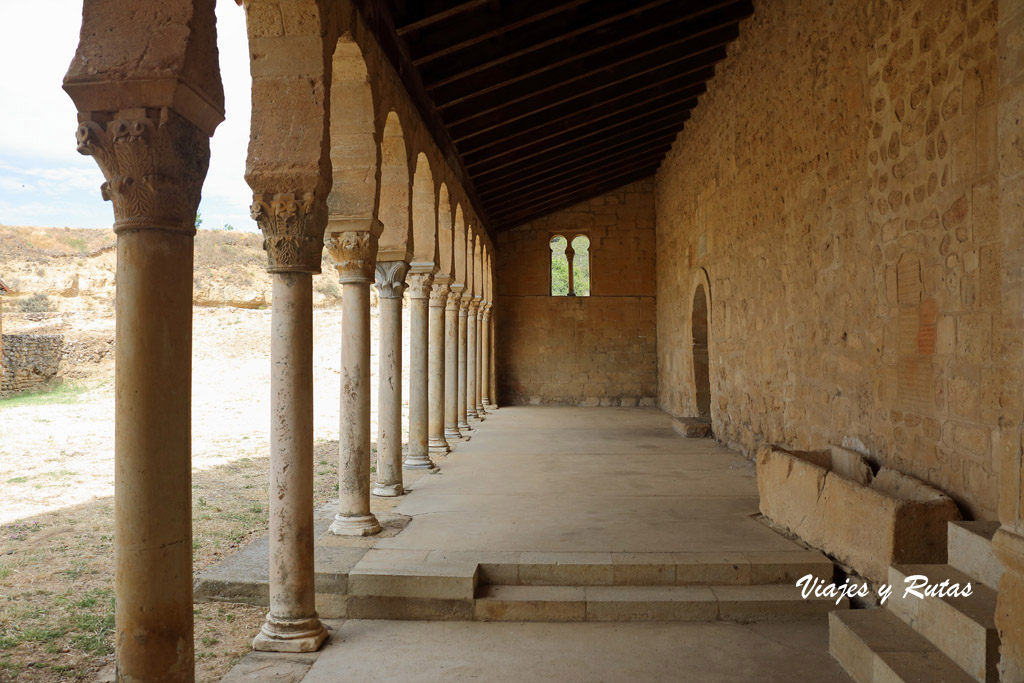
[467,409,479,420]
[252,615,328,653]
[428,437,450,454]
[444,427,463,440]
[403,453,436,470]
[458,420,471,431]
[372,482,404,497]
[329,513,381,536]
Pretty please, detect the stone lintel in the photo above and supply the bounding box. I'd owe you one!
[65,77,224,137]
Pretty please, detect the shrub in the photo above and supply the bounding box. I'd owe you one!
[19,293,53,313]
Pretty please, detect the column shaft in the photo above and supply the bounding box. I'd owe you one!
[405,273,434,469]
[489,311,498,407]
[429,283,451,452]
[481,308,491,408]
[329,232,381,535]
[373,262,407,496]
[467,302,479,420]
[457,300,470,430]
[254,273,326,652]
[115,229,195,679]
[445,291,462,439]
[475,309,485,415]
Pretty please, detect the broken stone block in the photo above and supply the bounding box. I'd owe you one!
[672,417,712,438]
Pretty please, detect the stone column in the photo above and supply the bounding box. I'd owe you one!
[480,304,491,409]
[373,261,408,496]
[326,230,382,536]
[428,280,451,454]
[566,244,576,296]
[445,288,463,439]
[475,301,486,416]
[458,296,471,431]
[75,110,211,681]
[489,309,498,408]
[250,194,328,652]
[404,271,434,469]
[467,300,479,421]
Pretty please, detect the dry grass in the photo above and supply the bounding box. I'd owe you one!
[0,440,343,683]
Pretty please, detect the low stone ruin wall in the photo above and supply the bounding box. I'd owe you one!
[1,334,64,396]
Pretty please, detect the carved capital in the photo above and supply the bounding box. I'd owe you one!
[446,289,462,312]
[250,192,325,273]
[468,299,480,315]
[75,108,208,235]
[375,261,409,299]
[325,231,378,284]
[406,272,433,300]
[459,298,471,314]
[430,282,451,307]
[481,303,492,320]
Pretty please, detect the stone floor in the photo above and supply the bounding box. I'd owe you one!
[376,406,796,555]
[225,619,848,682]
[217,407,852,681]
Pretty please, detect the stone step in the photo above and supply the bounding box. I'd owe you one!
[887,564,999,683]
[830,609,977,683]
[947,521,1003,591]
[348,560,479,600]
[466,549,833,586]
[474,584,848,623]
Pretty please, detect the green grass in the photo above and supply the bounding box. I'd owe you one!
[0,382,88,409]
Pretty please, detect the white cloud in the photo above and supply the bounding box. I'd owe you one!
[0,0,256,232]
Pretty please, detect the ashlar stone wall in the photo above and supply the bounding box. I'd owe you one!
[1,334,64,396]
[497,179,657,406]
[656,0,1015,519]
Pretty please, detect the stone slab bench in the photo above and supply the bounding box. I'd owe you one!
[756,444,961,584]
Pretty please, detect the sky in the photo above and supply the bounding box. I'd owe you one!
[0,0,256,232]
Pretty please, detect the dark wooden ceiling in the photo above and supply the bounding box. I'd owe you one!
[357,1,753,232]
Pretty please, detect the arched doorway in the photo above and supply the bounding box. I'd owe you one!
[692,284,711,419]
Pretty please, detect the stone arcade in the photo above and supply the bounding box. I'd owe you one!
[62,0,1024,681]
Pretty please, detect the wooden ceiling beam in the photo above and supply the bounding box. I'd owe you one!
[451,54,720,145]
[440,20,741,125]
[394,1,491,35]
[421,0,679,85]
[409,0,592,66]
[486,157,668,213]
[491,167,661,230]
[459,81,704,158]
[432,1,750,109]
[479,142,674,203]
[466,106,691,173]
[473,121,685,187]
[475,132,678,198]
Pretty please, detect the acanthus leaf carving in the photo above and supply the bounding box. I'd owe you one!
[75,109,208,235]
[430,282,451,307]
[324,231,378,283]
[446,289,463,312]
[374,261,409,300]
[250,191,325,274]
[405,272,434,300]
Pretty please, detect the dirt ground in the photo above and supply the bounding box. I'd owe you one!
[0,302,412,681]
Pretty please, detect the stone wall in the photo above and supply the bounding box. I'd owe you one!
[1,334,64,396]
[655,0,1014,519]
[496,179,657,405]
